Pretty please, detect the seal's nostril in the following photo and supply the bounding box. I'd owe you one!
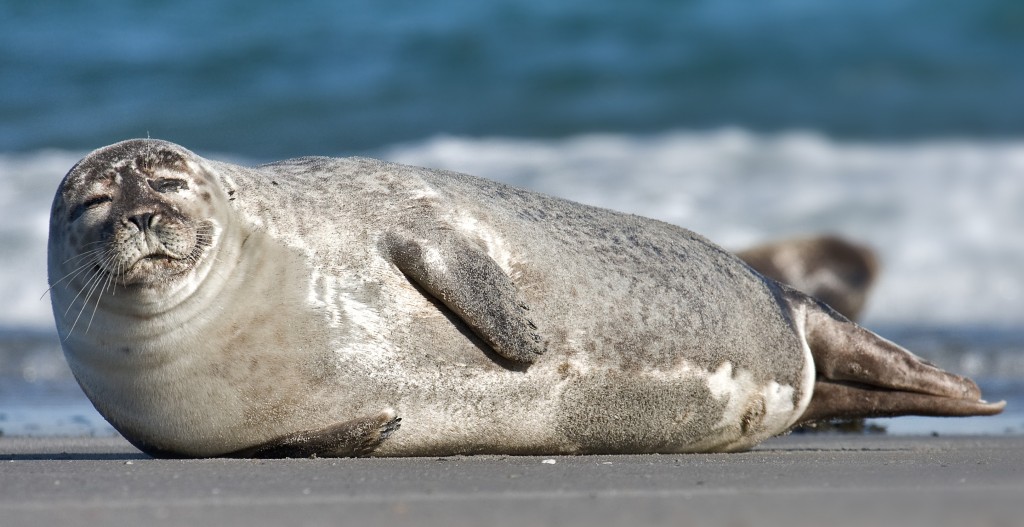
[128,213,153,231]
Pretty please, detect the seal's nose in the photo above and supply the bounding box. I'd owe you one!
[127,212,154,231]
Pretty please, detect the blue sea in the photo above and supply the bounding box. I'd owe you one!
[1,0,1023,439]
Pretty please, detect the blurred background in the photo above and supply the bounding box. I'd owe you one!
[1,0,1023,436]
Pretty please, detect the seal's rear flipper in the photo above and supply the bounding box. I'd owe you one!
[795,298,1006,425]
[800,380,1005,423]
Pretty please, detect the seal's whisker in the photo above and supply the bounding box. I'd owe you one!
[65,239,108,252]
[60,254,111,317]
[114,258,126,291]
[83,253,114,297]
[84,264,119,335]
[62,245,106,265]
[76,250,116,299]
[70,257,108,307]
[103,259,118,294]
[41,255,105,300]
[75,271,107,336]
[65,260,111,338]
[53,248,106,279]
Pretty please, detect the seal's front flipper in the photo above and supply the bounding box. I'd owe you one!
[796,298,1005,424]
[225,410,401,458]
[382,230,545,364]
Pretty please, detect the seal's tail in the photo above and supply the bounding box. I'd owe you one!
[794,297,1005,425]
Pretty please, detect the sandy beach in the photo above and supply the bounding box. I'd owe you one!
[2,434,1021,527]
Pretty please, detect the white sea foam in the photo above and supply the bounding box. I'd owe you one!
[0,149,85,330]
[3,129,1023,331]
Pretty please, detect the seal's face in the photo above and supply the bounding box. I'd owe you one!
[49,140,225,324]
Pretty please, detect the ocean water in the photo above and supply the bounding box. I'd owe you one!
[3,0,1024,155]
[2,0,1023,439]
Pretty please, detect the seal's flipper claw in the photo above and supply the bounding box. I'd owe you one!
[224,409,401,458]
[382,230,546,364]
[795,295,1004,424]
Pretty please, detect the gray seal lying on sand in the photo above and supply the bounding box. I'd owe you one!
[47,139,1004,458]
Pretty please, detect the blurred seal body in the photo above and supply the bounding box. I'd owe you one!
[48,139,1003,458]
[737,235,879,321]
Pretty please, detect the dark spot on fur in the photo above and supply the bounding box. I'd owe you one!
[740,396,767,435]
[557,362,572,379]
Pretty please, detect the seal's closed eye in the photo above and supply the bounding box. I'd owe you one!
[70,195,112,222]
[150,178,189,193]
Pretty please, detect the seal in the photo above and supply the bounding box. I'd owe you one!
[736,235,879,321]
[48,139,1004,458]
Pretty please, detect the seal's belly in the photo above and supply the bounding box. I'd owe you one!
[372,354,813,456]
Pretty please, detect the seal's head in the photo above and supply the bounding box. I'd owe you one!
[48,139,230,333]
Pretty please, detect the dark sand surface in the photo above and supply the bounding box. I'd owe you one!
[1,434,1022,527]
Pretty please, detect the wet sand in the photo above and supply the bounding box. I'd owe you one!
[2,434,1022,527]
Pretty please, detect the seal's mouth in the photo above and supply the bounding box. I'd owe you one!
[138,253,176,263]
[115,251,196,286]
